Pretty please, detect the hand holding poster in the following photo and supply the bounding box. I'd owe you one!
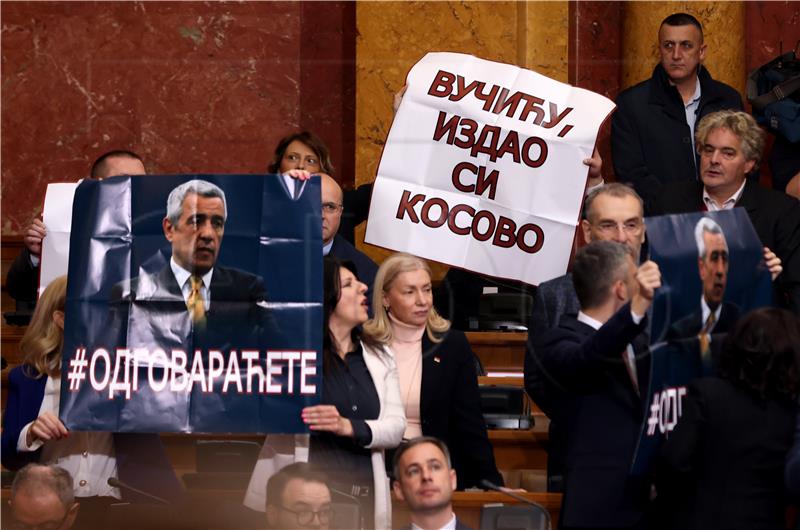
[366,52,616,285]
[59,174,322,433]
[631,208,771,475]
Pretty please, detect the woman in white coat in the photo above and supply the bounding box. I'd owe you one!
[245,257,405,529]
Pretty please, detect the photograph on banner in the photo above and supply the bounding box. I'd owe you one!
[59,174,323,433]
[365,52,616,286]
[631,208,771,475]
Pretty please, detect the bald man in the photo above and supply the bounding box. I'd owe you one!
[321,173,378,296]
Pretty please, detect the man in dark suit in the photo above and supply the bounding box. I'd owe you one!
[112,179,275,352]
[667,216,740,343]
[611,12,743,210]
[392,437,473,530]
[321,173,378,296]
[524,183,646,491]
[537,241,661,530]
[652,110,800,314]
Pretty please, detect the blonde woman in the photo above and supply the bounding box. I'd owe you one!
[362,253,502,489]
[0,276,182,518]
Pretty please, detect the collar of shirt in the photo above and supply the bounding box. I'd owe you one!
[411,513,457,530]
[578,309,644,329]
[577,311,603,330]
[700,295,723,332]
[702,179,746,211]
[170,257,213,310]
[323,238,334,256]
[685,76,702,162]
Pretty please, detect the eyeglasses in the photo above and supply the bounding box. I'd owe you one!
[278,505,334,526]
[322,202,343,215]
[594,220,642,235]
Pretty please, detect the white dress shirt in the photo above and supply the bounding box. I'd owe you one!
[171,257,212,311]
[700,295,723,333]
[18,376,121,498]
[702,179,746,211]
[411,512,457,530]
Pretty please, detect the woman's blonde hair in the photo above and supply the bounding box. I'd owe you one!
[20,275,67,378]
[362,253,450,346]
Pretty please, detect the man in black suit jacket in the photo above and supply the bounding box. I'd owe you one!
[537,241,661,530]
[525,183,646,492]
[652,110,800,314]
[611,13,743,210]
[111,179,275,352]
[667,217,741,345]
[392,437,473,530]
[320,173,378,297]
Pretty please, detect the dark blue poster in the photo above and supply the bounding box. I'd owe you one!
[632,208,771,474]
[59,174,322,433]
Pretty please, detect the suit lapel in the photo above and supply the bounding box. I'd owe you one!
[420,334,441,420]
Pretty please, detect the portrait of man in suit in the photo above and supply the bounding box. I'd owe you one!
[667,216,740,343]
[112,179,275,352]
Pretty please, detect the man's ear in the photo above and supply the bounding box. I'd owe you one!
[612,279,627,302]
[581,219,593,243]
[162,217,174,242]
[698,42,707,63]
[392,480,405,502]
[450,469,457,491]
[65,502,80,528]
[744,159,756,175]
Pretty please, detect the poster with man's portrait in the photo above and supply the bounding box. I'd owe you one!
[60,174,322,433]
[632,208,771,474]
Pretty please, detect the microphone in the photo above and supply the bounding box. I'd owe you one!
[107,477,170,505]
[480,479,552,526]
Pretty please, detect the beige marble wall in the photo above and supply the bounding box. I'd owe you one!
[621,2,745,93]
[355,1,568,273]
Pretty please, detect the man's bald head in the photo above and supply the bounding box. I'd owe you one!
[320,173,343,245]
[10,464,79,530]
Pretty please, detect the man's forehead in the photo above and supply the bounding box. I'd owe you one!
[321,175,343,201]
[658,23,702,42]
[401,443,447,467]
[282,478,331,505]
[181,193,224,211]
[705,128,742,148]
[592,194,643,220]
[99,156,145,178]
[703,231,727,247]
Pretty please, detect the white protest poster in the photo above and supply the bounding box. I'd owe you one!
[40,183,78,296]
[365,52,616,285]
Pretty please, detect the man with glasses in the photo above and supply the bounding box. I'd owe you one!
[8,464,79,530]
[321,173,378,298]
[266,463,333,530]
[525,183,647,489]
[653,110,799,314]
